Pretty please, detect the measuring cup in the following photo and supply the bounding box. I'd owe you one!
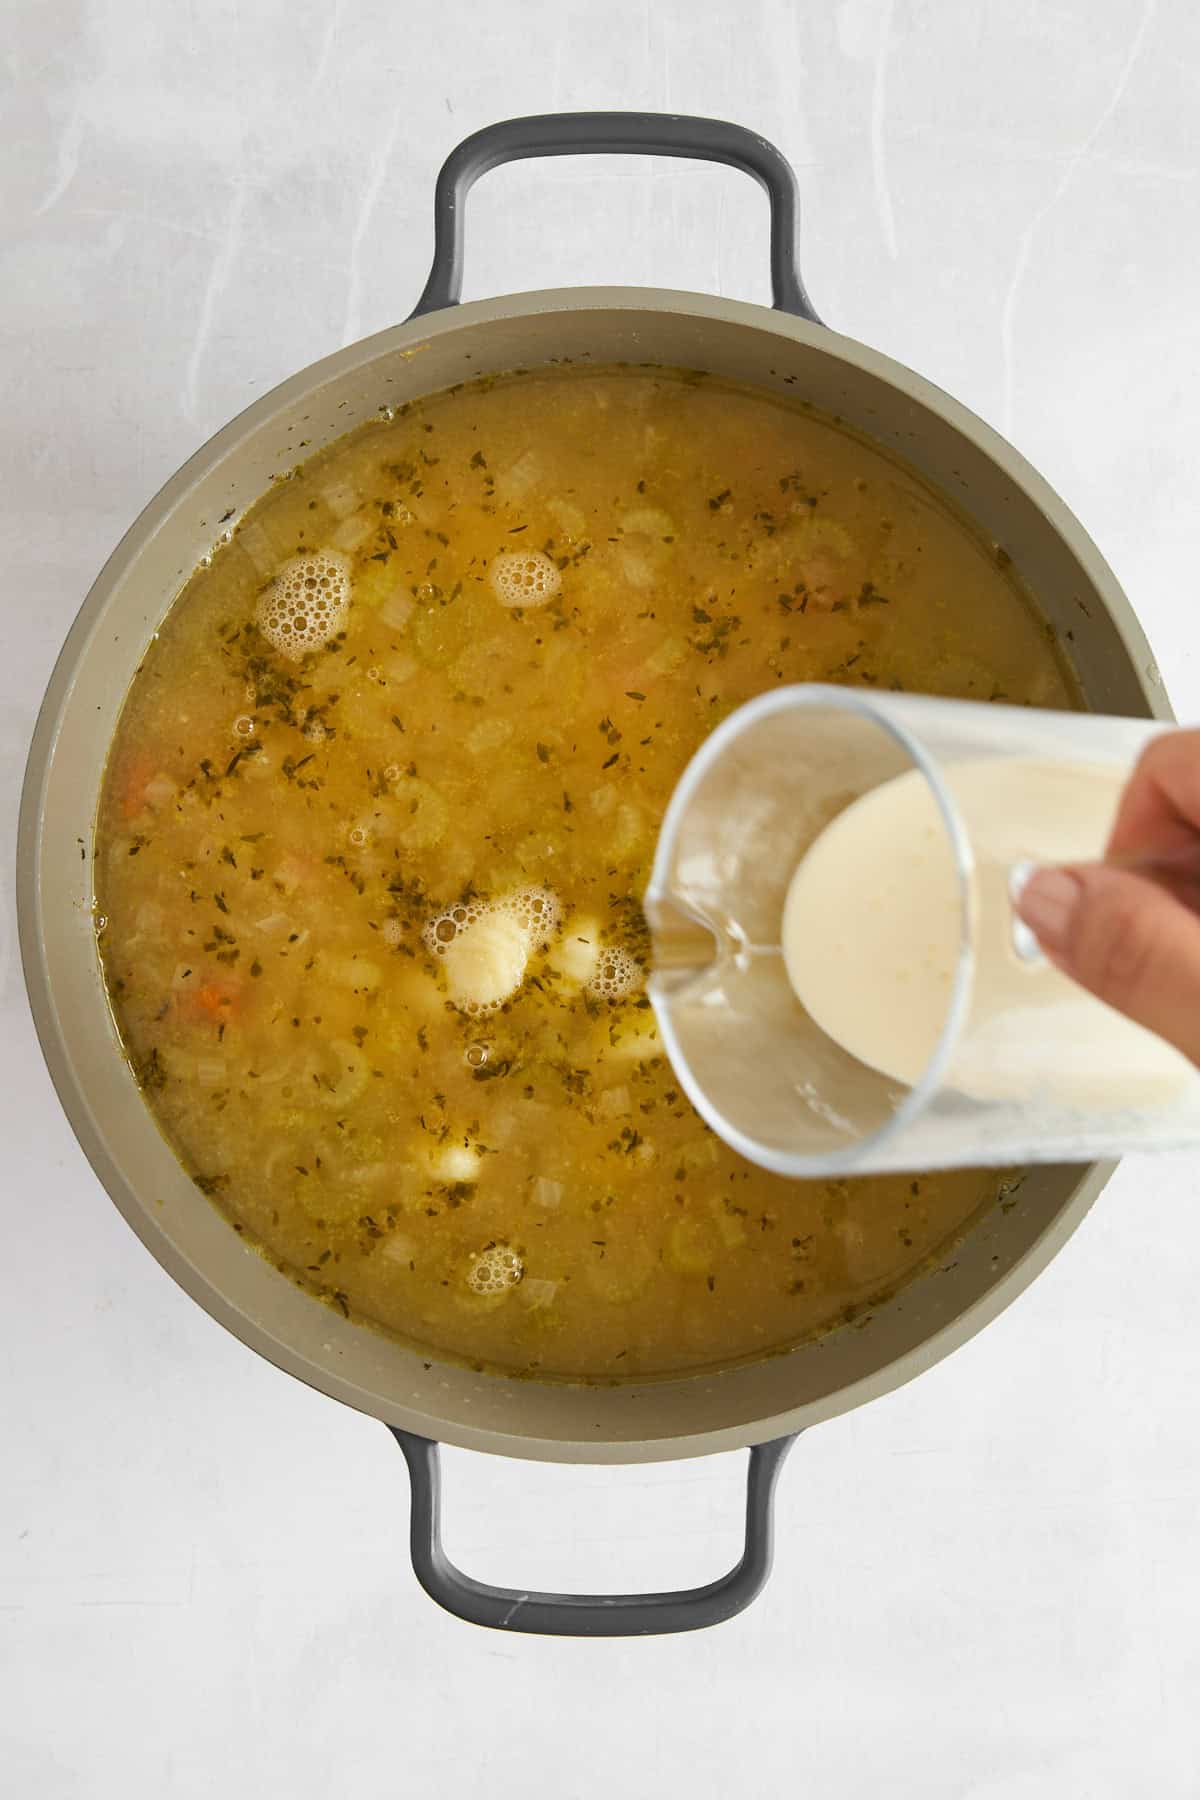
[644,686,1200,1176]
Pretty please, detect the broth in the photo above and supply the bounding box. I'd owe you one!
[95,366,1077,1379]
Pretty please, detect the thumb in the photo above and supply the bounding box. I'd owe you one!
[1017,864,1200,1065]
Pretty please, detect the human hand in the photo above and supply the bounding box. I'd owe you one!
[1016,728,1200,1065]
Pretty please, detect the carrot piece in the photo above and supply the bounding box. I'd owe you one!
[119,751,159,820]
[180,979,242,1022]
[196,983,236,1016]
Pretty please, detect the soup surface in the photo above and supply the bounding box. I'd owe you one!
[96,366,1076,1379]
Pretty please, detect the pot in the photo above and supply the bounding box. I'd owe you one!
[18,112,1170,1636]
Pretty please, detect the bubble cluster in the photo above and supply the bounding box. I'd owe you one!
[256,550,351,659]
[423,897,490,954]
[586,946,644,1001]
[423,887,561,959]
[489,549,561,609]
[466,1243,524,1296]
[422,887,562,1016]
[496,885,562,948]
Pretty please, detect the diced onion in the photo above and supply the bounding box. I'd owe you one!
[346,1161,393,1188]
[466,717,515,755]
[549,917,599,987]
[495,448,543,501]
[237,520,277,575]
[620,506,675,538]
[330,508,376,551]
[680,1136,720,1172]
[519,1278,559,1311]
[144,773,178,810]
[326,956,381,993]
[320,477,363,519]
[428,1142,482,1184]
[381,588,415,631]
[643,637,686,678]
[381,1232,416,1265]
[315,1040,368,1107]
[253,912,293,938]
[273,856,307,896]
[600,1014,662,1064]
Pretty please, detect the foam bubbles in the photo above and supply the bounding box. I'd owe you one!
[586,946,644,1001]
[256,550,351,659]
[422,897,490,956]
[489,549,561,609]
[423,887,561,960]
[466,1243,524,1296]
[422,886,562,1015]
[495,885,562,947]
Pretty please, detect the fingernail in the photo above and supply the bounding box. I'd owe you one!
[1016,867,1083,952]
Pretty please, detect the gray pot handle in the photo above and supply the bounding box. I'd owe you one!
[409,110,821,322]
[390,1427,798,1637]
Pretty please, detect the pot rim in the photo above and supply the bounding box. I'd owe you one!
[18,285,1168,1461]
[22,281,1168,726]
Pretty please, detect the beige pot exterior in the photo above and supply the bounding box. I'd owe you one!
[18,288,1171,1464]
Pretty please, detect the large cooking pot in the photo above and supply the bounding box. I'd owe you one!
[18,112,1170,1637]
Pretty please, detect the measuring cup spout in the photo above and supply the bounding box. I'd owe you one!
[643,892,722,989]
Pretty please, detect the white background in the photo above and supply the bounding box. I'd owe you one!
[4,1,1200,1794]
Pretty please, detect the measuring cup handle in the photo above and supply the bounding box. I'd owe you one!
[409,111,821,321]
[391,1428,798,1637]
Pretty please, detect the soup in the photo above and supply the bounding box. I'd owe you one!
[95,366,1076,1379]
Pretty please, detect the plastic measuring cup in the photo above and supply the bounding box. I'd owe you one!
[644,686,1200,1176]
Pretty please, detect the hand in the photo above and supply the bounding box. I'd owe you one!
[1016,729,1200,1065]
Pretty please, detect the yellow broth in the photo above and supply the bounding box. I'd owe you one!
[95,366,1076,1379]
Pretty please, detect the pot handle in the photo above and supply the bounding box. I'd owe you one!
[390,1427,797,1637]
[409,111,821,322]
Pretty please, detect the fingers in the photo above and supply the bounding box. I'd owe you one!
[1107,728,1200,860]
[1017,863,1200,1065]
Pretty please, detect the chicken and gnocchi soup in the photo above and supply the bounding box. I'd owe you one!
[95,366,1077,1379]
